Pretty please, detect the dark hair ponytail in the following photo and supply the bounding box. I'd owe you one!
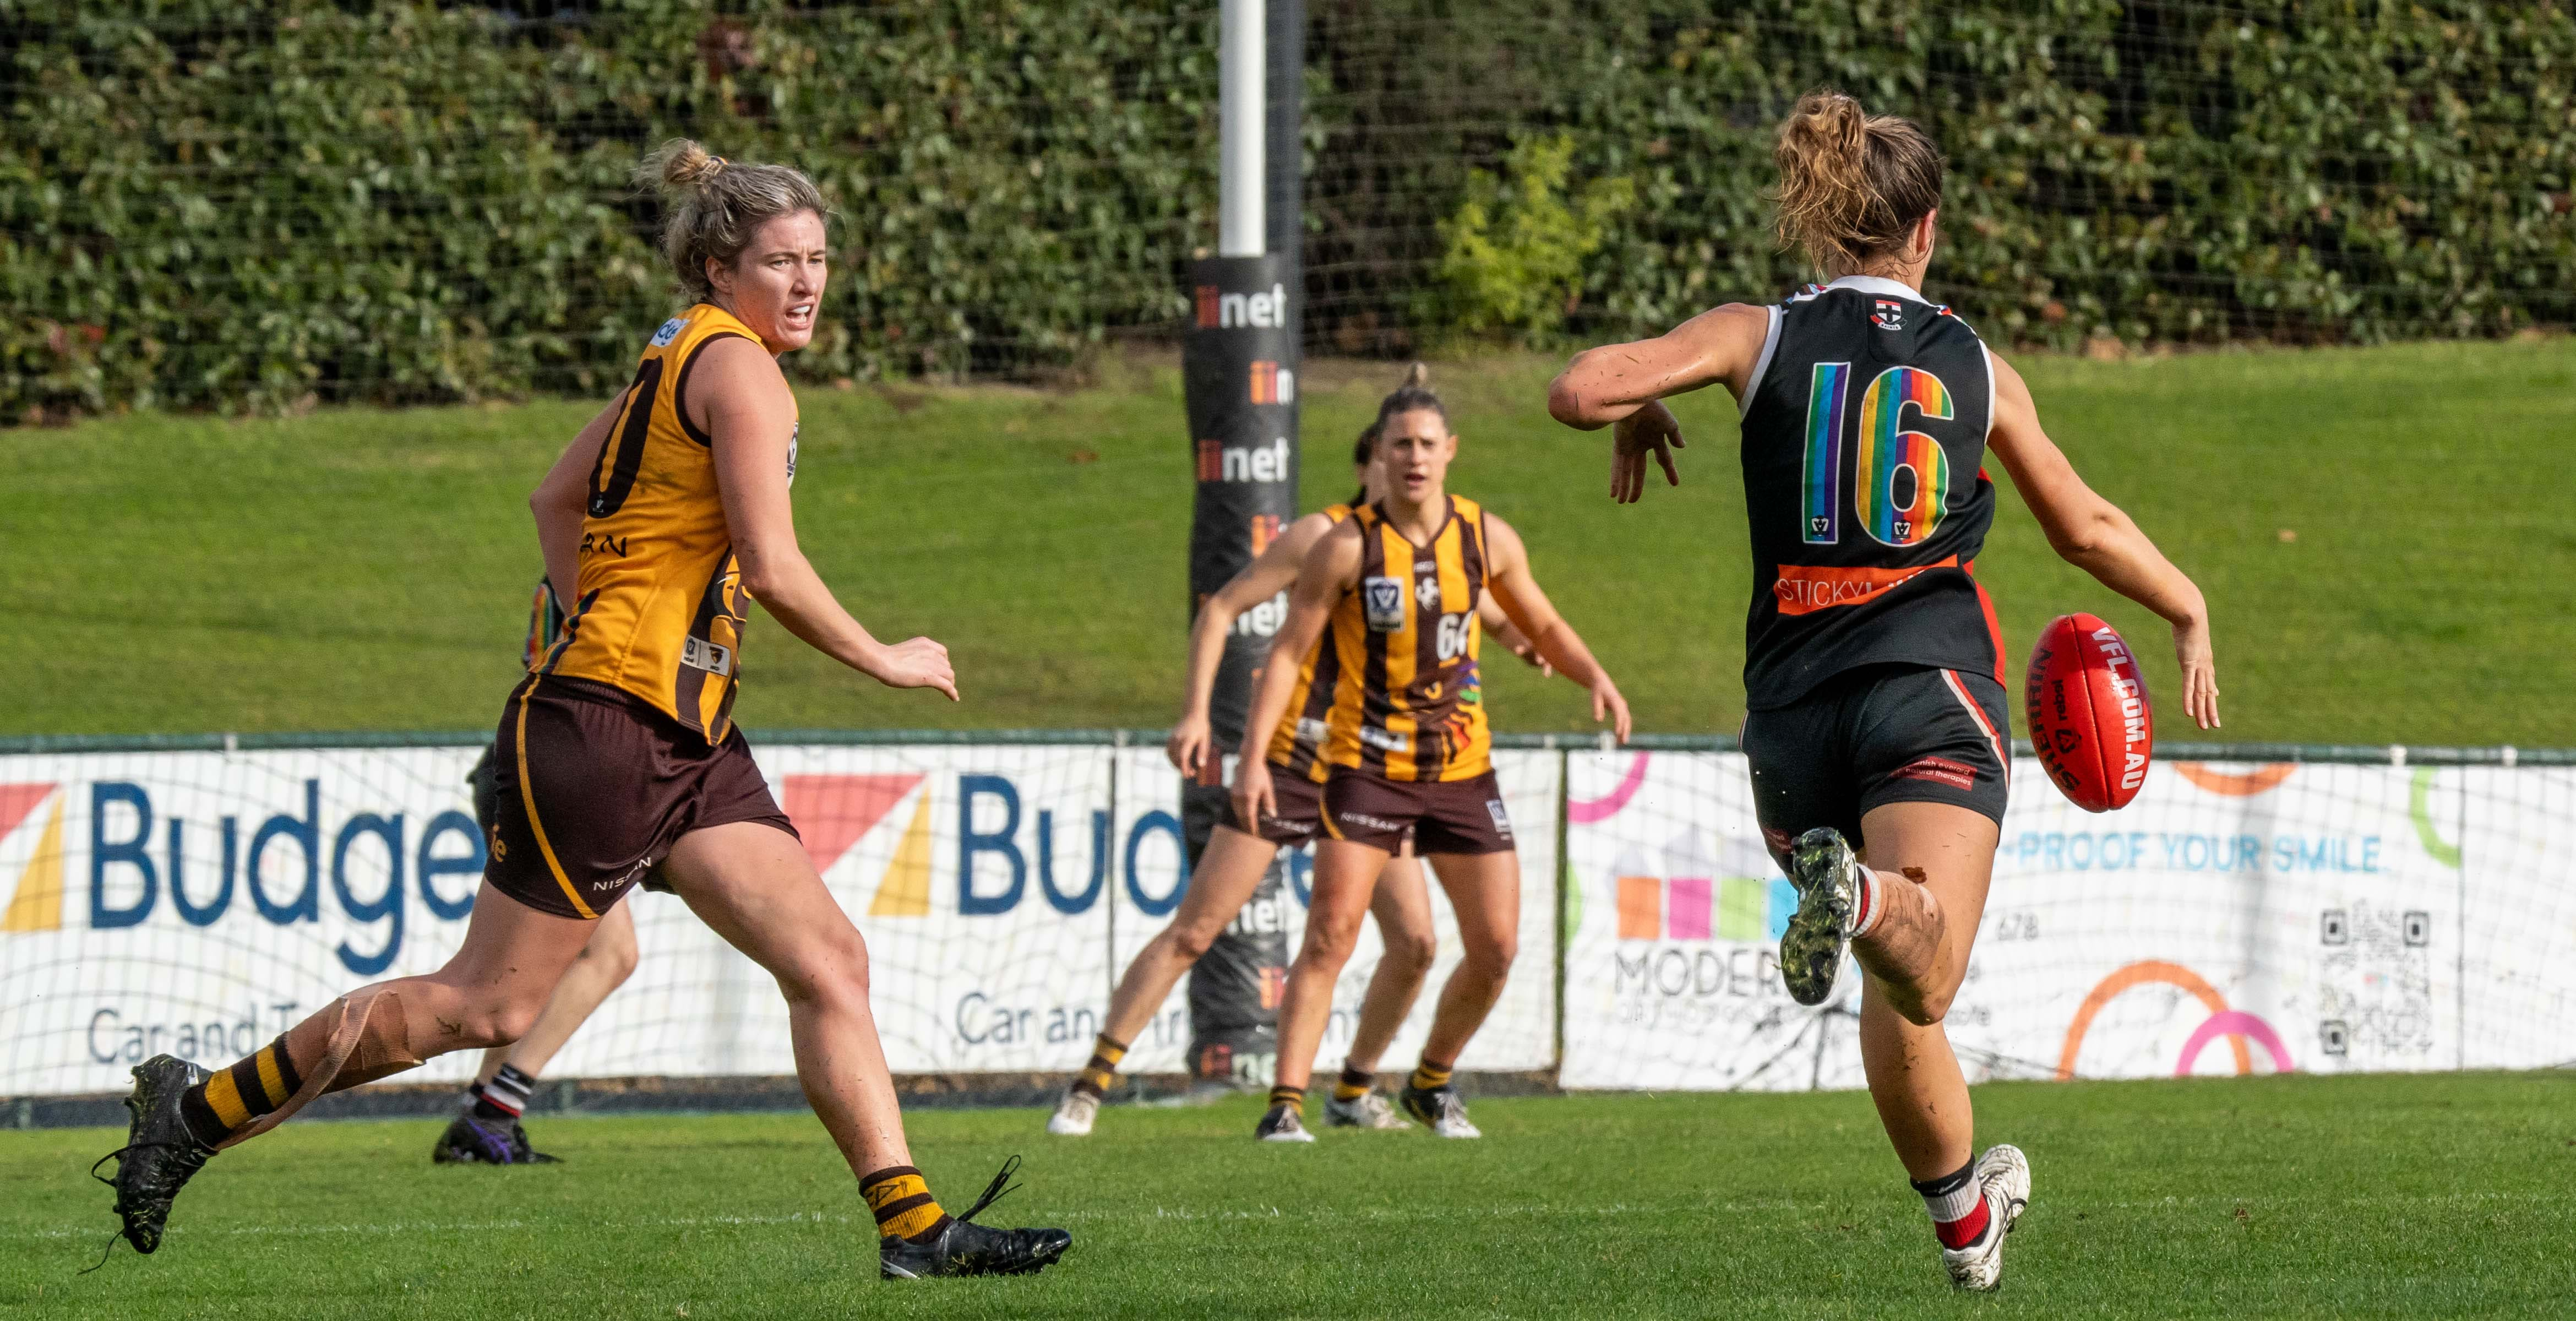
[1347,420,1382,507]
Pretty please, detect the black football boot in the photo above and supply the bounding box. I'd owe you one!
[431,1113,561,1165]
[91,1054,218,1255]
[878,1157,1073,1280]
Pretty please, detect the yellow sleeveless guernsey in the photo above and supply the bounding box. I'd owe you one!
[1265,503,1354,783]
[1320,495,1493,782]
[541,303,775,742]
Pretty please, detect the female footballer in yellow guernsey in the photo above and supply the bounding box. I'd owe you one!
[1051,390,1545,1136]
[97,142,1071,1280]
[1548,91,2220,1289]
[1237,377,1630,1142]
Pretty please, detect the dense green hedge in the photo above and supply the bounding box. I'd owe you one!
[3,1,2569,417]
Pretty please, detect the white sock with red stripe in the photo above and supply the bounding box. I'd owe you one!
[1849,865,1885,939]
[1912,1158,1992,1249]
[467,1063,536,1121]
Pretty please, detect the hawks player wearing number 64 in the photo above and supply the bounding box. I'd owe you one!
[1547,90,2220,1290]
[1235,375,1630,1144]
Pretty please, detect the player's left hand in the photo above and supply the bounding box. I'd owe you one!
[1611,401,1684,504]
[1591,677,1632,743]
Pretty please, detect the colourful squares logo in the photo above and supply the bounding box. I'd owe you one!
[1616,874,1795,943]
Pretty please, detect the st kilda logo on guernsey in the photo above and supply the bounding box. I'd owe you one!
[1873,298,1905,331]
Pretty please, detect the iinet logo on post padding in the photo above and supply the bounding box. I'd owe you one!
[1195,282,1290,329]
[1196,435,1293,483]
[1249,360,1294,404]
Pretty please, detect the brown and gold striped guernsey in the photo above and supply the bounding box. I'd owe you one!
[1264,503,1353,784]
[1320,495,1494,782]
[540,302,781,741]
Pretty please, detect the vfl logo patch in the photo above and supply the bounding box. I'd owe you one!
[651,317,688,347]
[1892,755,1978,791]
[1873,299,1905,331]
[1485,799,1513,839]
[1361,577,1406,632]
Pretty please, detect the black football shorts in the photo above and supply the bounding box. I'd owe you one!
[1740,662,2009,872]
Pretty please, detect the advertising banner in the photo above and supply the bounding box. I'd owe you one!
[1561,752,2486,1091]
[0,742,1558,1097]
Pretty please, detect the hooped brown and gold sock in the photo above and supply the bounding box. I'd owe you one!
[1071,1033,1129,1100]
[1408,1057,1455,1094]
[1332,1064,1373,1103]
[1267,1085,1306,1119]
[860,1165,953,1244]
[179,1035,304,1148]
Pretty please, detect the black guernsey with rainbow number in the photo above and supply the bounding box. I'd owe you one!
[1735,275,2004,709]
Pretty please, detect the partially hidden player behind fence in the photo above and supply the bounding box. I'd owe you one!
[1547,90,2223,1291]
[1236,373,1631,1143]
[92,140,1072,1281]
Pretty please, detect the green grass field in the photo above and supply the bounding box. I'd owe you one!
[5,340,2570,745]
[4,1074,2572,1318]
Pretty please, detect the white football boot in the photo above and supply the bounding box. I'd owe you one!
[1941,1144,2032,1292]
[1324,1089,1409,1130]
[1399,1084,1483,1139]
[1045,1089,1098,1137]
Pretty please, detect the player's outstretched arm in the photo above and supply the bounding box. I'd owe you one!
[1547,303,1771,503]
[1480,514,1631,742]
[527,395,626,608]
[1171,510,1339,775]
[700,336,958,701]
[1233,522,1358,828]
[1985,349,2220,730]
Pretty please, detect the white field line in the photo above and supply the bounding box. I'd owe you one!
[4,1188,2568,1244]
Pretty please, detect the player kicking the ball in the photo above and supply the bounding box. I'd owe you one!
[95,140,1069,1279]
[1239,375,1628,1142]
[1549,90,2220,1290]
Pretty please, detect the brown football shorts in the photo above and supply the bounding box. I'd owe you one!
[1227,765,1419,852]
[483,676,796,920]
[1321,766,1513,856]
[1224,768,1330,849]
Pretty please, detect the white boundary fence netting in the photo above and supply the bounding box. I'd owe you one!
[2,730,2568,1101]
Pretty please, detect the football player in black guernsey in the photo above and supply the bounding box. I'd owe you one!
[1546,89,2220,1292]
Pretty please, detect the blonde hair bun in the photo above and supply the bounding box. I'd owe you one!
[630,141,825,302]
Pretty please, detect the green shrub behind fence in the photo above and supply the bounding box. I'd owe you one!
[2,0,2569,418]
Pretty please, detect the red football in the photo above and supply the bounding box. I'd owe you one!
[2025,613,2154,812]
